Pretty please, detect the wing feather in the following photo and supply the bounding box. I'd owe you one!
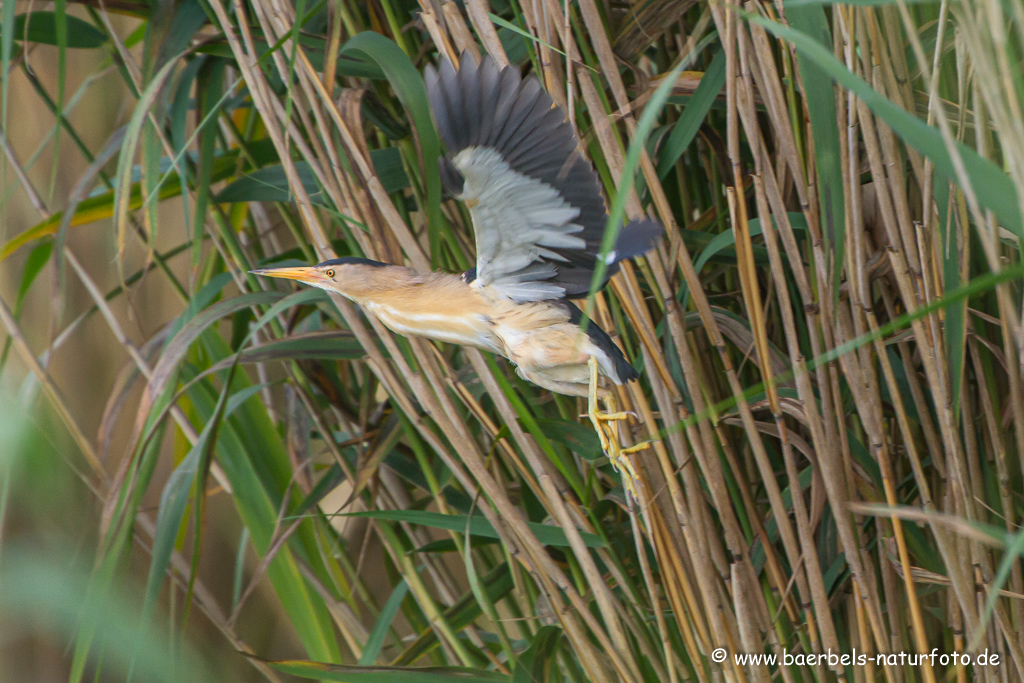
[486,69,521,147]
[458,57,483,146]
[425,51,661,301]
[438,60,466,147]
[476,59,502,144]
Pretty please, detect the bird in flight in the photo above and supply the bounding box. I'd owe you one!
[253,52,661,493]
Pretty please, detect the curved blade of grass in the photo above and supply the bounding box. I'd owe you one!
[183,340,341,661]
[152,287,331,405]
[785,4,845,294]
[489,13,566,57]
[112,49,192,261]
[5,11,107,47]
[971,528,1024,651]
[339,32,444,265]
[679,212,808,308]
[260,658,510,682]
[392,563,514,666]
[656,47,726,179]
[137,287,333,643]
[141,380,266,620]
[511,625,561,683]
[54,127,128,300]
[343,510,606,548]
[14,241,52,313]
[191,57,226,265]
[136,361,246,676]
[533,418,601,460]
[216,161,329,205]
[147,291,283,402]
[461,501,514,664]
[228,331,365,363]
[359,580,410,665]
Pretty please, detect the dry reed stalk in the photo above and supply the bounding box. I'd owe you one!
[7,0,1024,677]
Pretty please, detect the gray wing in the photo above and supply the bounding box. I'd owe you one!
[425,52,660,302]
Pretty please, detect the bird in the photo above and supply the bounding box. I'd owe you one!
[252,52,661,493]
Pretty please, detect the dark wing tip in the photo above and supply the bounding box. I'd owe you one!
[425,51,638,299]
[616,358,641,383]
[613,219,663,263]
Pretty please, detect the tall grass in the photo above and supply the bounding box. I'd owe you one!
[2,0,1024,680]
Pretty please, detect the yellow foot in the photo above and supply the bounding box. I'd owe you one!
[587,410,632,449]
[586,357,646,498]
[607,440,642,498]
[620,441,651,456]
[593,409,636,422]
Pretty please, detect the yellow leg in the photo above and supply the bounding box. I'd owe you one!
[586,357,647,497]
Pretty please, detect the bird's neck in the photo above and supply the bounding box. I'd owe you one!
[332,265,419,304]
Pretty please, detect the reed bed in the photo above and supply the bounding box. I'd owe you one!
[2,0,1024,679]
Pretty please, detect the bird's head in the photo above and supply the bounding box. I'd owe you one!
[250,256,389,300]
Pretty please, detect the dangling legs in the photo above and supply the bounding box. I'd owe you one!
[586,357,648,496]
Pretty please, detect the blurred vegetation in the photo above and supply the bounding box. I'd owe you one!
[2,0,1024,680]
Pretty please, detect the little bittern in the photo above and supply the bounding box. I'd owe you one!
[253,52,661,493]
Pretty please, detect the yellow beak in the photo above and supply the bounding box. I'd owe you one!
[249,266,326,287]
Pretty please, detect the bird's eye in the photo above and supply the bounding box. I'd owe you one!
[325,269,335,278]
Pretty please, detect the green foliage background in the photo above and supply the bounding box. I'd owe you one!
[2,0,1024,680]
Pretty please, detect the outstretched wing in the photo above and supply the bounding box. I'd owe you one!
[425,52,660,302]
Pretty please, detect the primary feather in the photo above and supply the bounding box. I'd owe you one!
[425,52,661,303]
